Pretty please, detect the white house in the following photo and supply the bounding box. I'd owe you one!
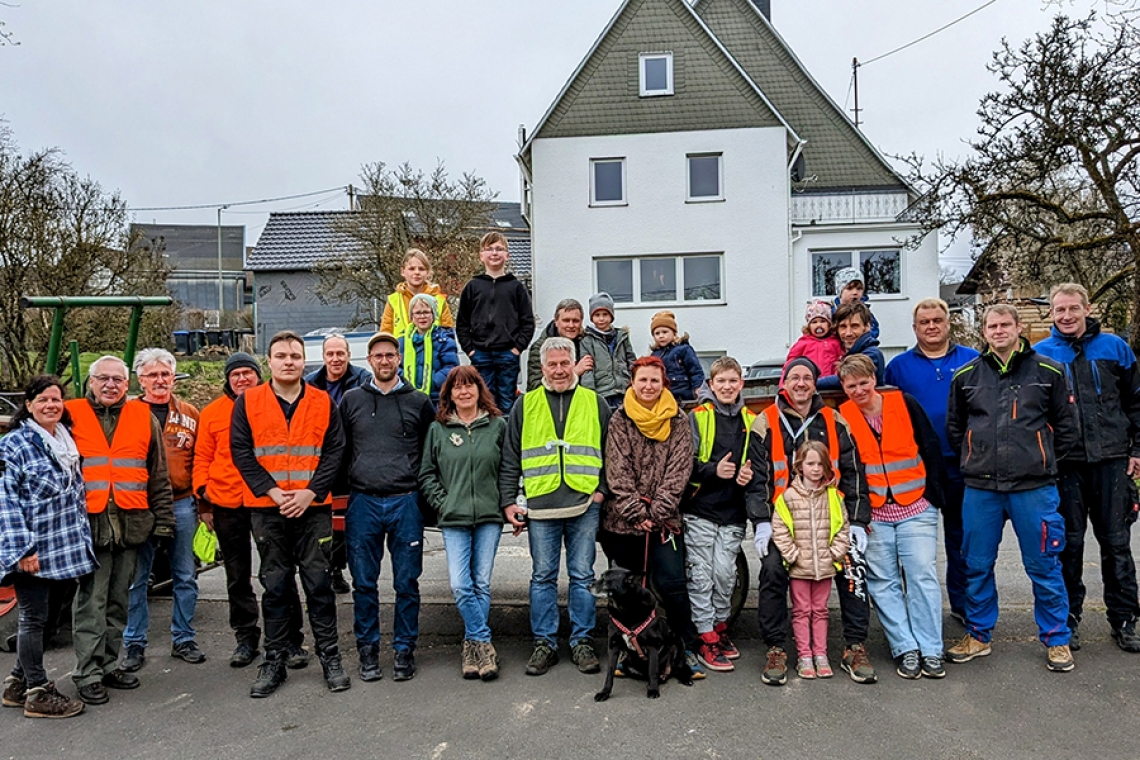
[517,0,937,368]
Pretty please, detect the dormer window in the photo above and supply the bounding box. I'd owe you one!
[639,52,673,97]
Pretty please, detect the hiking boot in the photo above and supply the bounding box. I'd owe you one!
[684,650,707,680]
[921,655,946,679]
[1068,617,1081,651]
[1111,620,1140,653]
[358,643,382,682]
[76,682,108,705]
[319,647,351,692]
[284,643,310,670]
[230,642,259,668]
[120,643,146,673]
[330,568,351,595]
[1046,644,1075,673]
[840,643,877,684]
[2,675,26,708]
[476,642,499,682]
[714,622,740,660]
[761,646,788,686]
[23,682,84,719]
[796,656,816,679]
[946,633,991,664]
[896,650,921,680]
[461,640,480,680]
[696,632,734,672]
[813,655,833,678]
[392,649,416,682]
[571,641,600,674]
[171,640,206,664]
[250,653,287,698]
[101,670,139,690]
[525,642,559,676]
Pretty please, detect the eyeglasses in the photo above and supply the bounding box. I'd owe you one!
[93,375,127,384]
[369,353,400,362]
[139,371,174,380]
[482,246,508,253]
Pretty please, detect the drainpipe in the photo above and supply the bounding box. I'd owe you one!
[787,139,806,348]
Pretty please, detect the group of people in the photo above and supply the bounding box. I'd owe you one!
[2,227,1138,717]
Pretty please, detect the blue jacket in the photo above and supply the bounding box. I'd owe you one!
[832,294,880,339]
[652,339,705,402]
[818,332,885,390]
[885,343,981,464]
[304,363,372,406]
[399,326,460,404]
[1034,318,1140,462]
[0,423,97,580]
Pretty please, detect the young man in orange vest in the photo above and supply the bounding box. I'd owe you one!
[231,331,347,698]
[752,357,873,686]
[67,355,175,706]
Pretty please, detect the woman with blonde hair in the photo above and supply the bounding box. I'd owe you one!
[380,248,455,337]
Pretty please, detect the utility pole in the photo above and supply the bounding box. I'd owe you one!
[217,205,229,327]
[852,57,862,130]
[348,184,356,210]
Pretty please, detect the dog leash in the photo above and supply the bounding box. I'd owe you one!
[613,609,657,660]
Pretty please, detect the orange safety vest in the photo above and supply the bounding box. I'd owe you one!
[241,383,333,508]
[840,390,927,508]
[67,398,153,513]
[763,402,840,501]
[193,395,245,508]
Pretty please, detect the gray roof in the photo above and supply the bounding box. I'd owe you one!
[245,211,360,271]
[491,202,528,233]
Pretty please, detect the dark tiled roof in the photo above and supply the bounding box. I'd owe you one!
[509,238,532,280]
[245,211,361,271]
[490,202,527,231]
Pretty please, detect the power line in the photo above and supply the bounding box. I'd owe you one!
[224,191,347,215]
[860,0,1001,67]
[126,186,347,212]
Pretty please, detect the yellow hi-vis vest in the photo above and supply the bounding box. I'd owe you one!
[773,487,846,571]
[388,291,447,338]
[520,386,603,498]
[690,402,758,488]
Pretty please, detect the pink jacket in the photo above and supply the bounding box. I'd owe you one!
[786,333,844,377]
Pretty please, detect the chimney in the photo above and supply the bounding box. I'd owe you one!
[752,0,771,21]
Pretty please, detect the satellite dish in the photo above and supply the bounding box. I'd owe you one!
[790,152,806,183]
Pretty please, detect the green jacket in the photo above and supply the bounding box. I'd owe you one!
[419,413,507,528]
[580,325,637,400]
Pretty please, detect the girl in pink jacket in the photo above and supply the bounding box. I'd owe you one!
[785,301,844,377]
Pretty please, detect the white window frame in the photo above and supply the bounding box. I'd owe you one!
[590,157,627,207]
[639,52,674,97]
[594,253,725,307]
[809,248,903,298]
[686,153,723,202]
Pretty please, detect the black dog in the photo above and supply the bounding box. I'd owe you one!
[589,566,694,701]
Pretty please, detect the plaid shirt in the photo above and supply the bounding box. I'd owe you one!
[0,423,97,580]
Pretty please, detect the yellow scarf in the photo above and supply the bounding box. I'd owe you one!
[623,387,678,442]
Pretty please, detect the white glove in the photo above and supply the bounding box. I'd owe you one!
[753,522,773,559]
[850,525,868,554]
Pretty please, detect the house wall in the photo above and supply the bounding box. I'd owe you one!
[252,271,375,353]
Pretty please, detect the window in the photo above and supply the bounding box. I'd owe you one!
[596,254,723,305]
[687,154,722,201]
[591,158,625,205]
[639,52,673,97]
[811,249,902,297]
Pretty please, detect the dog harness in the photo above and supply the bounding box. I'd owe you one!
[613,610,657,660]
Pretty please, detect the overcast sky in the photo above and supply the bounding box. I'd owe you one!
[0,0,1104,275]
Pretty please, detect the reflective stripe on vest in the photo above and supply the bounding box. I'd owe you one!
[839,390,927,508]
[388,291,447,338]
[242,383,332,508]
[763,404,839,501]
[520,386,602,498]
[66,398,153,513]
[402,328,434,396]
[773,488,846,571]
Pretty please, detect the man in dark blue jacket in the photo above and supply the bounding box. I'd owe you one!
[1034,283,1140,653]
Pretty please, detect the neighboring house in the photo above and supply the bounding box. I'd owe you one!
[516,0,939,365]
[246,204,531,352]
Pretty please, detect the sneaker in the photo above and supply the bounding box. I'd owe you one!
[250,654,287,698]
[714,622,740,660]
[101,670,140,690]
[330,568,351,595]
[796,656,816,679]
[526,642,559,676]
[1111,620,1140,653]
[684,650,707,680]
[76,682,108,705]
[319,647,352,692]
[840,643,878,684]
[461,640,480,680]
[2,675,26,708]
[1046,644,1075,673]
[284,643,310,670]
[571,642,601,674]
[358,643,382,682]
[171,640,206,664]
[392,649,416,681]
[696,633,734,672]
[120,643,146,673]
[896,650,921,679]
[23,682,84,719]
[230,642,259,668]
[476,641,499,682]
[921,655,946,679]
[1068,617,1081,651]
[761,646,788,686]
[946,633,991,664]
[813,655,833,678]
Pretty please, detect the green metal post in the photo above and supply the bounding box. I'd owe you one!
[124,306,144,371]
[43,306,67,376]
[69,340,81,398]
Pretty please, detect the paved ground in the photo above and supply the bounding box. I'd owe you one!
[3,521,1139,759]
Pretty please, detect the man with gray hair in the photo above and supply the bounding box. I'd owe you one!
[499,337,610,676]
[66,355,175,705]
[121,348,203,672]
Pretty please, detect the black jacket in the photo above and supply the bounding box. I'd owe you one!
[304,363,372,406]
[456,273,536,353]
[947,338,1079,492]
[339,381,435,496]
[526,321,584,392]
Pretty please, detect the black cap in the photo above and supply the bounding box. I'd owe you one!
[782,357,820,383]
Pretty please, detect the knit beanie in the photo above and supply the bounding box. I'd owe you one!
[650,310,678,335]
[589,291,616,318]
[834,267,864,292]
[225,351,261,380]
[783,357,820,382]
[409,292,439,322]
[805,301,832,325]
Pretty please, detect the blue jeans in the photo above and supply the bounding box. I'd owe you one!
[961,485,1071,646]
[346,491,424,652]
[124,496,199,648]
[470,349,521,413]
[442,524,503,642]
[864,506,943,658]
[527,502,599,646]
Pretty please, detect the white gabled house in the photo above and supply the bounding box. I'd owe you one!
[516,0,937,367]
